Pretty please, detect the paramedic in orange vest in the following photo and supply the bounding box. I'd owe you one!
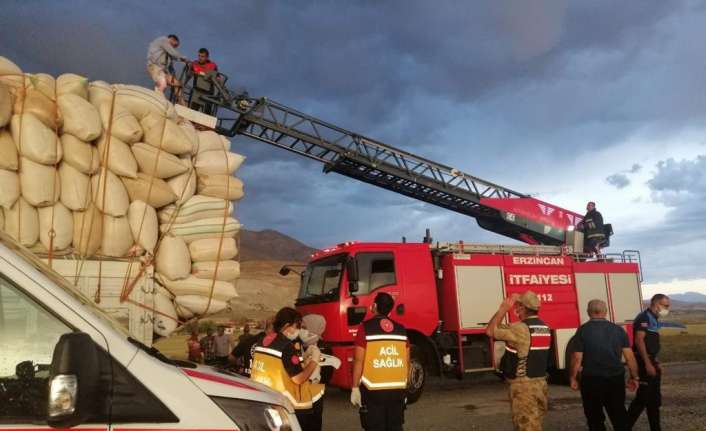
[486,291,551,431]
[351,292,410,431]
[250,307,323,430]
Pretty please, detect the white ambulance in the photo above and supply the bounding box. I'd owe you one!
[0,231,300,431]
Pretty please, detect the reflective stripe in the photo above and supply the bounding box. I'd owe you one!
[505,346,518,353]
[254,346,283,358]
[361,376,407,389]
[528,325,550,329]
[530,346,551,350]
[366,334,408,341]
[282,390,313,409]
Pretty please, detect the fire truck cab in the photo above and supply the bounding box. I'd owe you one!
[295,240,643,403]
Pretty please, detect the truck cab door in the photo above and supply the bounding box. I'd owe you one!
[344,251,401,332]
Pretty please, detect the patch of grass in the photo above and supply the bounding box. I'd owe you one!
[660,333,706,363]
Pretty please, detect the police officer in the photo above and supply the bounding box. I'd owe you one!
[351,292,409,431]
[486,291,551,431]
[579,201,606,254]
[628,293,671,431]
[250,307,323,430]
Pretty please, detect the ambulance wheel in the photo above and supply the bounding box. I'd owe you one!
[406,345,426,404]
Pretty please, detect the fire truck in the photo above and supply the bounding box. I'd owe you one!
[173,70,644,402]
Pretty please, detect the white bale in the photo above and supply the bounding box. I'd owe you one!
[0,56,23,87]
[97,102,143,144]
[61,134,100,174]
[175,295,228,315]
[189,237,238,262]
[0,168,20,209]
[57,93,102,141]
[4,197,38,246]
[140,112,193,155]
[10,113,62,165]
[56,73,89,99]
[192,260,241,281]
[20,157,60,207]
[154,283,175,299]
[158,195,232,225]
[113,84,176,120]
[177,119,199,155]
[166,168,196,205]
[37,202,73,251]
[197,174,244,201]
[160,216,241,244]
[0,129,18,170]
[121,173,177,208]
[197,130,230,153]
[96,134,138,178]
[88,81,113,107]
[29,73,56,101]
[131,142,189,178]
[101,214,133,257]
[127,200,158,253]
[153,292,178,337]
[194,150,245,175]
[155,234,191,281]
[155,274,238,301]
[58,162,91,211]
[175,301,195,319]
[15,88,62,130]
[0,82,12,127]
[72,204,103,257]
[91,170,130,217]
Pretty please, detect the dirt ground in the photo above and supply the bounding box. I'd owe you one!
[320,362,706,431]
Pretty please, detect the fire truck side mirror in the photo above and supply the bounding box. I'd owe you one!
[346,256,359,293]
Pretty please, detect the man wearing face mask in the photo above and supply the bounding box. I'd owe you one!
[486,291,551,431]
[250,307,322,430]
[628,294,671,431]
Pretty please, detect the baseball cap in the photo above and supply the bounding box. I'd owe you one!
[518,291,540,311]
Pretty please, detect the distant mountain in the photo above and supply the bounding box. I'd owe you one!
[668,291,706,303]
[239,229,318,262]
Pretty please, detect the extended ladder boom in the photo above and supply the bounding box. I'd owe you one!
[179,76,582,245]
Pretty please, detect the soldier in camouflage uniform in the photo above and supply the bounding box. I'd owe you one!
[486,291,551,431]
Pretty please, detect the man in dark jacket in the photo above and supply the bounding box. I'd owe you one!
[580,201,605,254]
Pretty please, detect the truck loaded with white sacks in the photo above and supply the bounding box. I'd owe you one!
[0,56,245,345]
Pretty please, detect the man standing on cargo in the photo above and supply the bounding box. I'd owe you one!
[628,294,671,431]
[146,34,188,94]
[569,299,639,431]
[486,291,551,431]
[351,292,409,431]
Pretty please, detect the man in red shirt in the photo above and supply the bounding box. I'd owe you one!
[191,48,218,75]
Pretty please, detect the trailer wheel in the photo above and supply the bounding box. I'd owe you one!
[406,345,426,404]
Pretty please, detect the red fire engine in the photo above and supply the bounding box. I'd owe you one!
[175,75,645,402]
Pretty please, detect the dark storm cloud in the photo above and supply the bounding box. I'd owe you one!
[3,1,706,284]
[606,173,630,189]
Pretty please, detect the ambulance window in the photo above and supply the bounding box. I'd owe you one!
[0,275,72,423]
[355,252,396,295]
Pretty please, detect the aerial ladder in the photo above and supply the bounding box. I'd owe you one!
[172,68,601,248]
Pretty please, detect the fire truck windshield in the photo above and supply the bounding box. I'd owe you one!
[297,254,345,304]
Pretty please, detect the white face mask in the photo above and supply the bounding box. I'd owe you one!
[299,328,319,346]
[658,307,669,318]
[285,328,301,341]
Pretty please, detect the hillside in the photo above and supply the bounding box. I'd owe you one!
[239,229,318,262]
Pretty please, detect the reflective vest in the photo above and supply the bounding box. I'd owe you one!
[192,60,217,74]
[360,315,409,391]
[250,334,324,410]
[500,317,551,379]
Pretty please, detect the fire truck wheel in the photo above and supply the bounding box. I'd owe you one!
[406,345,426,404]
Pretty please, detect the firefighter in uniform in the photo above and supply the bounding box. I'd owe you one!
[578,201,606,254]
[351,292,409,431]
[486,291,551,431]
[250,307,324,431]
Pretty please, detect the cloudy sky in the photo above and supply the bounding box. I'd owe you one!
[2,1,705,295]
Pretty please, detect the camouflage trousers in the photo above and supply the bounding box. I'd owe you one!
[508,377,548,431]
